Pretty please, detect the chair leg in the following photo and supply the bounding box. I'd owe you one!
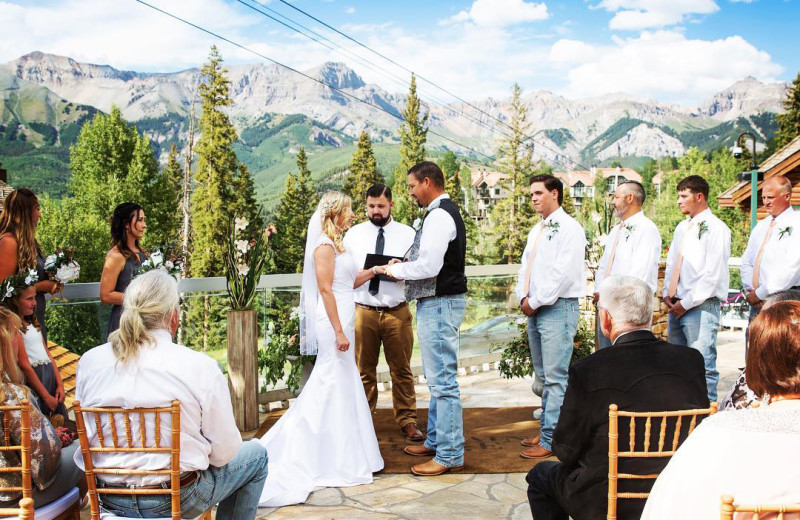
[202,509,213,519]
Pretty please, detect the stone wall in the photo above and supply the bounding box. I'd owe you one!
[652,261,669,340]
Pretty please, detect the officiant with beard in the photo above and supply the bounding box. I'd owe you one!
[343,184,423,442]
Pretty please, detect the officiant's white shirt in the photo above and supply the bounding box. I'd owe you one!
[595,210,662,294]
[514,206,586,309]
[740,207,800,300]
[389,193,456,281]
[74,329,242,485]
[663,208,730,310]
[344,218,415,307]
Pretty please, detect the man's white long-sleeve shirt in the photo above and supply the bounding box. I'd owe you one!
[514,207,587,309]
[595,211,662,294]
[663,208,731,310]
[389,194,456,281]
[74,329,242,485]
[740,207,800,300]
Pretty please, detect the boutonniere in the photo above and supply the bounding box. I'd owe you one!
[622,223,637,241]
[779,226,793,240]
[542,220,560,240]
[697,221,709,240]
[412,209,428,231]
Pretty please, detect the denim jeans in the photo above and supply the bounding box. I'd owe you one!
[668,298,721,402]
[527,298,579,451]
[417,293,466,468]
[99,440,269,520]
[596,320,612,350]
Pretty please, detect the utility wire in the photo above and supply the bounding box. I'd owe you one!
[135,0,495,161]
[276,0,592,172]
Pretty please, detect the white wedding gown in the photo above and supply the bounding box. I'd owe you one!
[258,236,384,507]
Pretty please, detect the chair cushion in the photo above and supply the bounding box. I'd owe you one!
[0,486,79,520]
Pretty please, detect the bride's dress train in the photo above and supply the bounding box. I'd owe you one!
[258,235,383,507]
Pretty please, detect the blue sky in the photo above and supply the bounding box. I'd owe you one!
[0,0,796,106]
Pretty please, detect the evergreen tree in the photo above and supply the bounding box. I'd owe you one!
[392,74,428,224]
[490,84,538,264]
[438,151,464,211]
[231,162,263,230]
[150,144,184,250]
[776,72,800,148]
[343,131,383,222]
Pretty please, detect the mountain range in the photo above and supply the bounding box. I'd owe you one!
[0,51,788,207]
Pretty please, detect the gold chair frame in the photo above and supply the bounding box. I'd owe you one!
[721,495,800,520]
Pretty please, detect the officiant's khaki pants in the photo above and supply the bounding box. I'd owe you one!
[355,304,417,427]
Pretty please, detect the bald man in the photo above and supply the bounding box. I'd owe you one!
[741,176,800,319]
[593,181,662,349]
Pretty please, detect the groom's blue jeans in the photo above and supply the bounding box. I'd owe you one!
[98,440,268,520]
[417,293,466,468]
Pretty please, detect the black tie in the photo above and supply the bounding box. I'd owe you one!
[368,228,385,295]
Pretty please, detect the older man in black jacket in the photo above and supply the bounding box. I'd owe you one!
[526,275,709,520]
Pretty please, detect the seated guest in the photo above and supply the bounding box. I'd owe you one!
[527,276,708,520]
[74,270,268,520]
[641,301,800,519]
[719,289,800,410]
[0,307,85,508]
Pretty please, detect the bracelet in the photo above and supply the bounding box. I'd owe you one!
[371,266,379,275]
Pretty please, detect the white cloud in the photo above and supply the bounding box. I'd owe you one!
[345,7,356,14]
[592,0,720,30]
[551,30,783,103]
[443,0,548,27]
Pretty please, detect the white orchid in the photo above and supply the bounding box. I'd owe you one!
[235,217,249,232]
[237,264,250,277]
[235,240,250,254]
[591,212,602,224]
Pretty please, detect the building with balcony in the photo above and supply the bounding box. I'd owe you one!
[470,169,510,220]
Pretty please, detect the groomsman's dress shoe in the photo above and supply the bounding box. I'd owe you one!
[411,459,463,476]
[520,444,554,459]
[404,445,436,457]
[521,435,541,447]
[402,423,425,442]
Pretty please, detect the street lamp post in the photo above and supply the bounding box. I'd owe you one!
[733,132,760,232]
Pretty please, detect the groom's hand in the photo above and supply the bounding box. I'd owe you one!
[520,297,537,317]
[388,259,402,265]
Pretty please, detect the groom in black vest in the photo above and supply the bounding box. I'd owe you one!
[379,161,468,476]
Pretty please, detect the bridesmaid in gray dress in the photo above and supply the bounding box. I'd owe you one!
[100,203,148,340]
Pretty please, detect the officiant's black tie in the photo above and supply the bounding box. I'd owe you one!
[368,228,385,295]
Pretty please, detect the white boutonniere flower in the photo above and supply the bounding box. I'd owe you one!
[542,220,560,240]
[622,223,637,242]
[697,221,709,240]
[412,218,422,231]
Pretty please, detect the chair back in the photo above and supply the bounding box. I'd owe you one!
[607,402,718,520]
[721,495,800,520]
[74,400,183,520]
[0,400,32,519]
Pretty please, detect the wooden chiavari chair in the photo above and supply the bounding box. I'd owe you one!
[74,400,211,520]
[607,402,718,520]
[721,495,800,520]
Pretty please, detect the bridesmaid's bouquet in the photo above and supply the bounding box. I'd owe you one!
[44,247,81,285]
[137,248,186,280]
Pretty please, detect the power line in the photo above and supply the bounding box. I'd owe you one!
[275,0,592,172]
[134,0,495,161]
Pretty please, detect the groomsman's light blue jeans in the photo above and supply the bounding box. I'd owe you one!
[668,298,721,402]
[417,294,466,468]
[527,298,579,452]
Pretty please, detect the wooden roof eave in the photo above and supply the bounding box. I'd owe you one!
[727,150,800,206]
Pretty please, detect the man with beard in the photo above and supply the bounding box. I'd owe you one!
[343,184,422,442]
[593,180,661,349]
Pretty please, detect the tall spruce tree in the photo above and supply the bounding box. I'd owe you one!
[392,74,428,224]
[343,131,383,222]
[776,72,800,148]
[490,83,538,264]
[437,151,464,210]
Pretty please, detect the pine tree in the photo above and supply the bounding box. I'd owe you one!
[190,46,257,277]
[490,84,538,264]
[145,144,184,250]
[392,74,428,224]
[231,162,263,230]
[437,151,464,211]
[776,72,800,148]
[343,131,383,222]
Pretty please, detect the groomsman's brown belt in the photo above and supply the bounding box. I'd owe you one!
[356,302,408,312]
[97,471,199,489]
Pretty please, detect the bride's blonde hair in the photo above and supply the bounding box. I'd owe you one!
[318,192,351,253]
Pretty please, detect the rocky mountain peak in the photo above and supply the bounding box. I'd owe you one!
[309,62,365,90]
[12,51,137,84]
[697,76,786,121]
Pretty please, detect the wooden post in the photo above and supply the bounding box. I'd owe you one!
[227,309,259,431]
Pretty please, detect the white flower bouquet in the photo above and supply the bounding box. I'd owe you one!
[225,216,272,310]
[44,247,81,284]
[137,248,186,280]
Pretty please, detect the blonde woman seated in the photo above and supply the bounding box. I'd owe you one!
[74,270,268,520]
[641,301,800,519]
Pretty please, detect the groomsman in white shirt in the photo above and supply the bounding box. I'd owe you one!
[594,181,662,349]
[343,184,423,442]
[664,175,731,402]
[741,176,800,320]
[515,174,586,459]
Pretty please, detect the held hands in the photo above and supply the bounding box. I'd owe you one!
[745,290,763,308]
[44,393,59,412]
[520,297,538,317]
[55,383,66,403]
[335,330,350,352]
[669,300,687,318]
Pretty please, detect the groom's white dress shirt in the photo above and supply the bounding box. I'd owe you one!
[74,329,241,485]
[388,193,456,281]
[663,208,731,310]
[514,206,587,309]
[344,218,415,307]
[595,210,662,294]
[740,207,800,300]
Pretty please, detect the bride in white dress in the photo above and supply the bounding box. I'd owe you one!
[259,192,384,507]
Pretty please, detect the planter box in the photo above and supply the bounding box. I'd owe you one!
[227,309,259,431]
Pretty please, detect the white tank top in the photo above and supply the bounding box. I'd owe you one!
[21,326,51,368]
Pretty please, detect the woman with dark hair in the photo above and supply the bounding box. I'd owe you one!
[641,301,800,519]
[100,202,148,339]
[0,188,61,344]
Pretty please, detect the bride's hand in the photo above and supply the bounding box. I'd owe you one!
[335,330,350,352]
